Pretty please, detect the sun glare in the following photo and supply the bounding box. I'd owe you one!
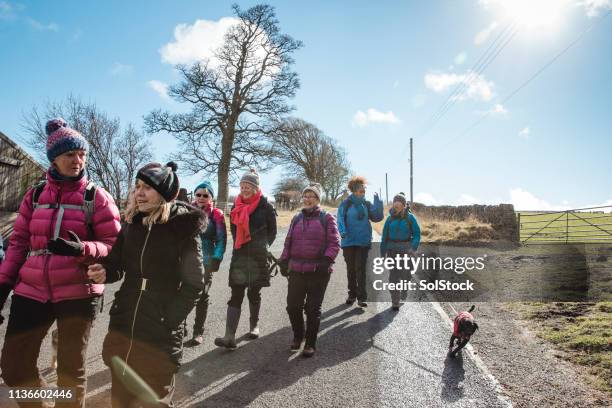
[490,0,571,30]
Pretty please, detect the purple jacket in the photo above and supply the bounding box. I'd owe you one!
[280,207,340,273]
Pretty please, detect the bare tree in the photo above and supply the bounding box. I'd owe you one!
[321,146,351,203]
[145,4,302,207]
[273,176,307,195]
[271,117,351,203]
[21,95,152,207]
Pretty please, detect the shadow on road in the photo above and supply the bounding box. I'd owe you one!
[441,353,466,402]
[174,303,398,407]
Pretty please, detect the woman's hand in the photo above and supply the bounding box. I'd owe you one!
[87,264,107,284]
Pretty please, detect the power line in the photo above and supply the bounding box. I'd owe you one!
[438,9,612,153]
[427,24,518,131]
[391,19,519,174]
[421,20,518,135]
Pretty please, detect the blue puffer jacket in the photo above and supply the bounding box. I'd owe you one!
[337,194,384,248]
[380,208,421,256]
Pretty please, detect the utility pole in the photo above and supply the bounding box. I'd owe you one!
[385,173,389,206]
[410,138,414,205]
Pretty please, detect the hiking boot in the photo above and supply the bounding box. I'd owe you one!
[302,346,316,358]
[214,306,240,350]
[345,297,356,305]
[358,301,368,308]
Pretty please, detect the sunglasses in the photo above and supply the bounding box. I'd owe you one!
[195,193,210,198]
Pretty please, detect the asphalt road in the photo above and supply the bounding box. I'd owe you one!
[0,227,511,407]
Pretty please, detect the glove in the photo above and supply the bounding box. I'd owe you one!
[209,258,221,273]
[316,256,333,273]
[279,258,289,277]
[0,284,13,326]
[47,231,84,257]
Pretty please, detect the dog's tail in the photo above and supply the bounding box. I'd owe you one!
[468,305,475,313]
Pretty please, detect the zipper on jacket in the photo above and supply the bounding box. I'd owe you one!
[123,222,152,372]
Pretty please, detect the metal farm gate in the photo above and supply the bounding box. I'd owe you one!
[518,206,612,245]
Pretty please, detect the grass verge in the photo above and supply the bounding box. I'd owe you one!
[508,301,612,394]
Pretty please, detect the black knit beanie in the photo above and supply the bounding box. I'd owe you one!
[136,161,180,202]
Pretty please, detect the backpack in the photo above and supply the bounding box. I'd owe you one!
[341,199,371,227]
[288,210,329,258]
[31,180,97,240]
[383,209,414,243]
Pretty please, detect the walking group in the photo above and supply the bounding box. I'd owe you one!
[0,119,420,407]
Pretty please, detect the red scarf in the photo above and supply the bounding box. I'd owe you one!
[231,190,262,249]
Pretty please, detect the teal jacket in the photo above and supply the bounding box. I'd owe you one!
[380,208,421,256]
[337,193,384,248]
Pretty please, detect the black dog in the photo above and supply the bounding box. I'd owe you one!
[448,305,478,358]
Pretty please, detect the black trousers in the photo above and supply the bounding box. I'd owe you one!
[192,271,213,336]
[227,285,261,309]
[286,270,330,348]
[0,294,100,408]
[343,246,370,301]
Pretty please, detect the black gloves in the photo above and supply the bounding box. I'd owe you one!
[316,256,334,273]
[279,258,289,277]
[209,258,221,273]
[0,284,13,326]
[47,231,84,257]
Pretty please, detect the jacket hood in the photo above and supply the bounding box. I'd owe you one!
[169,201,207,238]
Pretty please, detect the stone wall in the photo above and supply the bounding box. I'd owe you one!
[411,202,519,242]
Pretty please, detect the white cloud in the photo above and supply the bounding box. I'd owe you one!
[424,71,495,102]
[578,0,612,17]
[148,80,170,100]
[518,127,530,138]
[415,192,440,206]
[159,17,239,66]
[474,22,498,45]
[454,52,467,65]
[510,188,571,211]
[457,194,480,205]
[491,104,508,115]
[478,103,509,117]
[352,108,401,127]
[110,62,133,76]
[27,18,59,32]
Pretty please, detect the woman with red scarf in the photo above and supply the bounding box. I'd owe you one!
[214,169,277,349]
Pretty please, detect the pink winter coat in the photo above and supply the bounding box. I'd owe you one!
[0,171,121,303]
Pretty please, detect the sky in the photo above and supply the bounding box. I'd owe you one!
[1,0,611,210]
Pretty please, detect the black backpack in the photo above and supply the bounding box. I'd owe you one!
[341,199,371,226]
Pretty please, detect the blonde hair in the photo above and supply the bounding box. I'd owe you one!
[124,186,172,226]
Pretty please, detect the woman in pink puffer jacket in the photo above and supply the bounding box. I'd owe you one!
[0,118,121,408]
